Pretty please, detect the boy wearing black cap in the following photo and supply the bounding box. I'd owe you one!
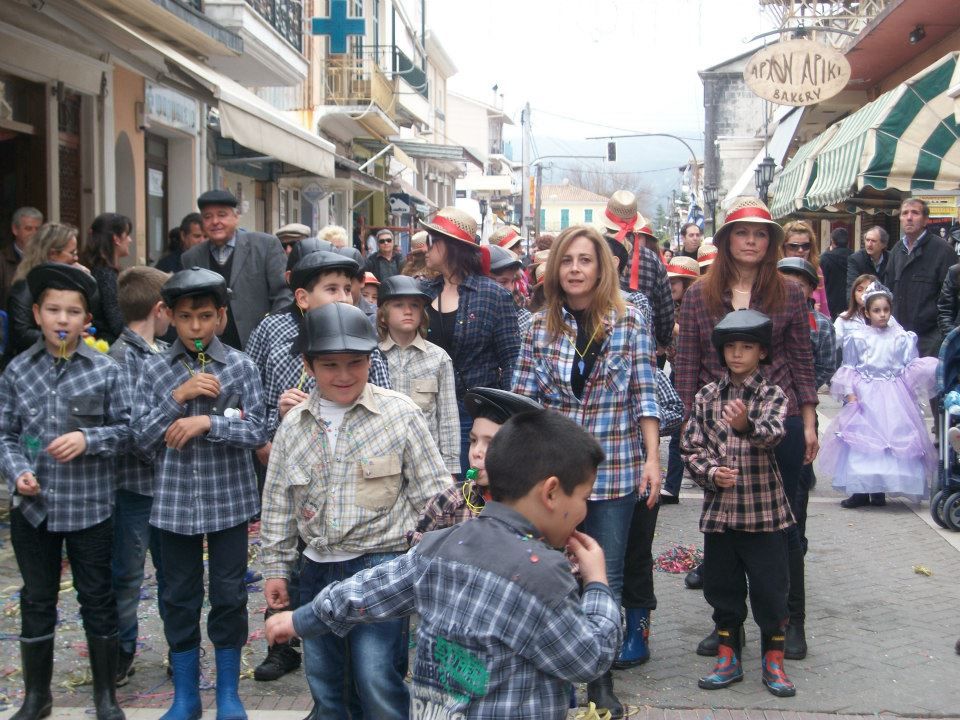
[131,267,267,720]
[681,309,797,698]
[0,263,130,720]
[259,302,450,719]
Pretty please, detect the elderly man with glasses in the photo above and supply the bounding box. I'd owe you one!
[364,228,404,283]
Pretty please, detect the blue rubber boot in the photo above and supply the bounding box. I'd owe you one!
[214,648,247,720]
[698,628,744,689]
[613,608,650,668]
[160,648,202,720]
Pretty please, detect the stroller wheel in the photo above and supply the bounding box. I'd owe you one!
[931,489,949,528]
[943,491,960,531]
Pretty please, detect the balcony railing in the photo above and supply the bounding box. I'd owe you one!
[393,47,428,100]
[246,0,303,52]
[322,53,395,115]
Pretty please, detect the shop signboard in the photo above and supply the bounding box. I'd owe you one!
[145,82,199,135]
[744,38,851,107]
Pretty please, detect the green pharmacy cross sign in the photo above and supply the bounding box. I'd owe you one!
[311,0,365,55]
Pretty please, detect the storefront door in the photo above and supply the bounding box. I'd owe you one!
[145,133,168,265]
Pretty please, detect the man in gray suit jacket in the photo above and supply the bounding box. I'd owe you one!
[183,190,292,349]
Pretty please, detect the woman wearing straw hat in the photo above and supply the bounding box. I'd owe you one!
[514,224,660,719]
[420,207,521,472]
[675,197,818,664]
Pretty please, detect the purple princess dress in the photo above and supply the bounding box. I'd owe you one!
[817,322,938,500]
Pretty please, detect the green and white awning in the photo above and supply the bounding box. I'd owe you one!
[770,52,960,216]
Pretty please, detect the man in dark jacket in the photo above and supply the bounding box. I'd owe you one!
[889,198,959,358]
[846,225,889,295]
[937,263,960,337]
[364,229,403,282]
[1,207,43,312]
[819,227,852,320]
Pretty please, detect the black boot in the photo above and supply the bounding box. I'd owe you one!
[11,636,54,720]
[684,562,703,590]
[697,624,745,656]
[870,492,886,506]
[254,642,301,681]
[86,634,125,720]
[840,493,870,508]
[785,549,807,660]
[586,670,623,719]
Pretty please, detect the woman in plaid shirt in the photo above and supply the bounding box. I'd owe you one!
[513,224,660,719]
[676,197,818,661]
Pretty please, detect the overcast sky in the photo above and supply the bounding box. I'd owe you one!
[429,0,775,140]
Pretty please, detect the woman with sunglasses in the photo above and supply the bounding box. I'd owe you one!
[781,220,829,317]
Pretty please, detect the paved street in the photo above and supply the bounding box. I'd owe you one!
[0,396,958,719]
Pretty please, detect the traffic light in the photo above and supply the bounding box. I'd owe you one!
[607,142,617,162]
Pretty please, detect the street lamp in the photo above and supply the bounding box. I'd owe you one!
[478,198,488,240]
[755,156,776,204]
[703,184,718,234]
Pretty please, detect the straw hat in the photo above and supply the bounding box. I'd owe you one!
[419,207,479,248]
[531,250,550,266]
[713,197,784,247]
[534,262,548,285]
[667,255,700,281]
[636,224,657,241]
[698,243,718,269]
[490,225,522,252]
[409,230,428,254]
[363,271,380,286]
[600,191,645,238]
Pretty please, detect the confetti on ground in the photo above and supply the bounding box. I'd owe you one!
[654,543,703,573]
[913,564,933,576]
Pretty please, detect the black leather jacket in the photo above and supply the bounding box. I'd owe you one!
[3,279,41,364]
[937,263,960,336]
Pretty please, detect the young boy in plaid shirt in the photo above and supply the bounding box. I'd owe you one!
[132,267,266,720]
[0,263,130,720]
[266,408,621,720]
[681,309,797,698]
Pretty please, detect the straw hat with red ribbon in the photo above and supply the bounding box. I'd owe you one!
[490,225,522,252]
[420,206,490,274]
[363,271,381,286]
[697,243,717,269]
[712,197,785,248]
[409,230,428,254]
[667,255,700,281]
[600,190,648,292]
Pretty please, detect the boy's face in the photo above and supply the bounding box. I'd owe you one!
[360,284,379,305]
[384,298,423,336]
[669,277,690,302]
[467,417,500,486]
[169,297,223,348]
[295,271,353,311]
[306,353,370,404]
[781,272,813,301]
[542,476,595,548]
[491,268,517,294]
[33,289,89,351]
[722,340,766,378]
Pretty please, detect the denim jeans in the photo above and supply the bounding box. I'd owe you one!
[11,509,116,639]
[299,553,409,720]
[663,433,683,497]
[581,491,637,607]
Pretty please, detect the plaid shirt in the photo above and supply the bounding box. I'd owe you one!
[109,328,168,496]
[379,334,460,474]
[512,304,659,501]
[675,282,818,420]
[811,308,836,389]
[517,306,533,339]
[259,384,451,579]
[422,274,520,396]
[0,340,130,531]
[681,370,794,533]
[132,337,266,534]
[253,310,391,437]
[621,242,675,349]
[292,501,621,720]
[406,481,481,546]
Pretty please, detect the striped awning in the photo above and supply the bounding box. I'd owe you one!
[771,52,960,215]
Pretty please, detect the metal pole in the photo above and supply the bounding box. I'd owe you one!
[534,162,543,240]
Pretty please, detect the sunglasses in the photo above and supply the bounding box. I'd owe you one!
[377,237,393,243]
[784,242,811,252]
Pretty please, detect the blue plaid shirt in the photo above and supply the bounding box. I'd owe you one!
[421,274,520,396]
[513,304,660,501]
[251,310,391,437]
[109,328,168,496]
[811,308,836,389]
[132,337,266,534]
[292,502,620,720]
[0,340,130,531]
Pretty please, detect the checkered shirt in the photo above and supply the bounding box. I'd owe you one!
[624,243,675,349]
[379,335,460,474]
[656,369,683,437]
[0,340,130,531]
[675,281,818,420]
[681,370,795,533]
[131,337,267,535]
[291,501,621,720]
[108,328,168,496]
[512,304,660,501]
[811,308,837,389]
[253,310,392,437]
[406,481,480,547]
[259,384,452,580]
[517,306,533,339]
[245,308,294,373]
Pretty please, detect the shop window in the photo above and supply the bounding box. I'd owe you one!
[584,209,593,223]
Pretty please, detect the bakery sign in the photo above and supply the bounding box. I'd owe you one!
[744,38,851,106]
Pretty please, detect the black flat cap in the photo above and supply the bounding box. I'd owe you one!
[463,387,544,424]
[777,257,819,289]
[378,275,431,305]
[27,262,99,308]
[161,266,230,307]
[197,189,238,209]
[293,302,377,356]
[711,309,773,365]
[335,247,366,278]
[487,244,523,274]
[286,237,336,272]
[290,251,359,291]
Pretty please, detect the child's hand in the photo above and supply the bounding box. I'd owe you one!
[264,578,290,609]
[845,394,857,404]
[713,466,739,488]
[721,399,749,433]
[172,373,221,405]
[566,531,608,586]
[16,472,40,496]
[164,416,212,450]
[266,611,297,645]
[278,388,310,419]
[47,431,87,463]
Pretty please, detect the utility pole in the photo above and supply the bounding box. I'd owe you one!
[521,102,531,253]
[533,163,543,240]
[531,155,604,241]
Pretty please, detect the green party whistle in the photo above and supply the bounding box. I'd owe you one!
[465,468,479,481]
